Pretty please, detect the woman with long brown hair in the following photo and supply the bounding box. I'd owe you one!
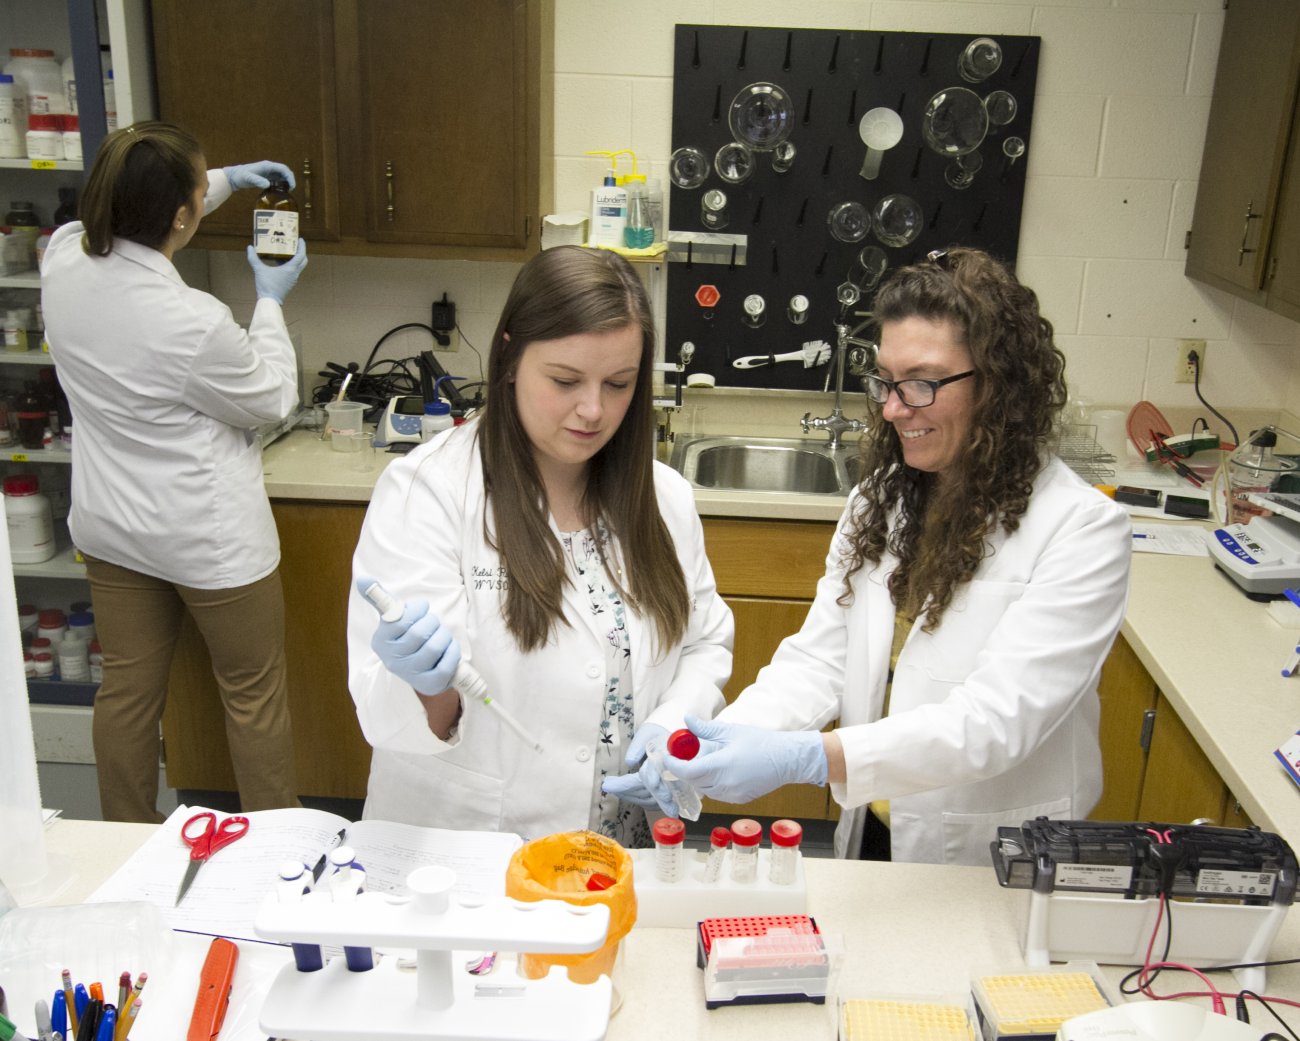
[347,245,732,844]
[622,248,1131,865]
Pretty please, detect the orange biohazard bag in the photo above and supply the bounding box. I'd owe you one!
[504,830,637,984]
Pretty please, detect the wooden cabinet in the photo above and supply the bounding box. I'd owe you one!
[1091,634,1253,828]
[1185,1,1300,319]
[162,501,372,798]
[700,517,837,821]
[150,0,551,260]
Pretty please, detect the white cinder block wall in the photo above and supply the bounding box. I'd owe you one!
[201,0,1300,423]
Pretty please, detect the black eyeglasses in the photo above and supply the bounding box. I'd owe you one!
[862,370,975,407]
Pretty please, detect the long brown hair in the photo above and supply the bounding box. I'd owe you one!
[480,246,688,653]
[79,121,202,256]
[841,247,1067,629]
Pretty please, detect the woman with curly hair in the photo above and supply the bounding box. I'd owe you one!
[610,248,1131,865]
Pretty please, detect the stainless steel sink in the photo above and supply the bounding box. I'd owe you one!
[669,436,861,496]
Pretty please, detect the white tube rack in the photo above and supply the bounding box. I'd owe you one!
[253,865,613,1041]
[630,848,807,928]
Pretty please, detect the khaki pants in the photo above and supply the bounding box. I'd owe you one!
[86,556,300,822]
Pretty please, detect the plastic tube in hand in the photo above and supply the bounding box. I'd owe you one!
[644,728,703,821]
[359,580,545,754]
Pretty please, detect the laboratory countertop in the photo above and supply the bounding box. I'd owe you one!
[27,819,1300,1040]
[260,431,1300,851]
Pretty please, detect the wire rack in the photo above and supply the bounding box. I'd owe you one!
[1054,424,1116,483]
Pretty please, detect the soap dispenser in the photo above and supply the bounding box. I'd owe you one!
[621,150,654,249]
[584,150,628,248]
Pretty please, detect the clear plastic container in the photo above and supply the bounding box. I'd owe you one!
[652,817,685,883]
[768,819,803,885]
[730,818,762,884]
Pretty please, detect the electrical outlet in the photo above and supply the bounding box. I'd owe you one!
[1174,339,1206,384]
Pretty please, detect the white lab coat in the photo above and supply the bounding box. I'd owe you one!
[41,170,298,588]
[720,457,1132,865]
[348,422,734,839]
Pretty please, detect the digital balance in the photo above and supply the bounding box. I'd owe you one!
[1207,426,1300,598]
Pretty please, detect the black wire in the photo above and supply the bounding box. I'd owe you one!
[1192,353,1239,446]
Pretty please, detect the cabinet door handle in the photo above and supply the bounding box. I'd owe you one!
[1139,708,1156,752]
[1238,201,1262,266]
[301,158,313,222]
[385,160,395,222]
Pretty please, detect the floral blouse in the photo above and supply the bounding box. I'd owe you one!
[557,522,651,849]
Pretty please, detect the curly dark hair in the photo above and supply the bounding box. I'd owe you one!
[839,247,1067,630]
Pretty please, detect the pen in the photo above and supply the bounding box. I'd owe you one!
[311,828,346,884]
[1283,647,1300,678]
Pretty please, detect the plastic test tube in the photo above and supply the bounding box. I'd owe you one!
[730,818,762,884]
[652,817,686,883]
[328,846,375,972]
[643,728,702,821]
[768,819,803,885]
[277,860,324,972]
[701,826,731,883]
[360,580,544,753]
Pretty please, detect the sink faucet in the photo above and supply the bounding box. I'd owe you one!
[802,287,871,449]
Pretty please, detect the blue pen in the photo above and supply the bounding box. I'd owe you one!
[92,1005,115,1041]
[51,991,67,1039]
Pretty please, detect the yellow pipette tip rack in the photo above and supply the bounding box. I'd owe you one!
[841,998,977,1041]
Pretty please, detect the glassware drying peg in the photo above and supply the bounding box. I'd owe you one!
[742,294,767,327]
[787,295,809,324]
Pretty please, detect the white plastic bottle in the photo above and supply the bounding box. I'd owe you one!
[3,473,55,563]
[0,74,26,159]
[588,168,627,248]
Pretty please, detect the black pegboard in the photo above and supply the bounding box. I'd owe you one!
[666,24,1040,391]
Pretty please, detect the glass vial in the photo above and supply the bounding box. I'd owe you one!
[701,826,731,883]
[730,818,762,884]
[768,819,803,885]
[253,178,299,265]
[652,816,686,883]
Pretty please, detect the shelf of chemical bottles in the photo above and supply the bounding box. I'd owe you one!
[0,271,41,290]
[0,158,83,173]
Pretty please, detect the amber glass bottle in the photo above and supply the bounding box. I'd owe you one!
[253,178,299,265]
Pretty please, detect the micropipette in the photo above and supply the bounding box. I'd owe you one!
[360,580,545,754]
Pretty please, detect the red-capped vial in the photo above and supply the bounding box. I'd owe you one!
[652,816,686,883]
[701,825,731,883]
[730,818,762,884]
[769,818,803,885]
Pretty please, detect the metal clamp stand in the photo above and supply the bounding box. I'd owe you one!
[254,865,613,1041]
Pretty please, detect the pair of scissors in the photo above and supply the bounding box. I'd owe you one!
[175,811,250,905]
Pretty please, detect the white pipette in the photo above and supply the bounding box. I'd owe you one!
[360,580,544,754]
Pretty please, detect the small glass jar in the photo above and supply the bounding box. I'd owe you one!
[652,816,686,883]
[701,826,731,883]
[730,818,762,884]
[768,819,804,885]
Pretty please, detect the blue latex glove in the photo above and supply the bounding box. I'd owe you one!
[665,714,828,804]
[246,239,308,304]
[358,577,461,695]
[223,161,296,192]
[600,723,676,814]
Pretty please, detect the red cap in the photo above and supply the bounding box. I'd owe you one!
[666,728,700,760]
[3,475,38,496]
[585,872,617,891]
[730,818,762,846]
[710,826,732,849]
[770,819,803,848]
[652,817,686,845]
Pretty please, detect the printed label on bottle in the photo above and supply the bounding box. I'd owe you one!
[254,209,300,258]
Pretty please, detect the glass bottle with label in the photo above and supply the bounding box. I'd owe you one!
[253,178,299,266]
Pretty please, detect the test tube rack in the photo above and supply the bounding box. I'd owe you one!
[253,864,613,1041]
[630,847,807,928]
